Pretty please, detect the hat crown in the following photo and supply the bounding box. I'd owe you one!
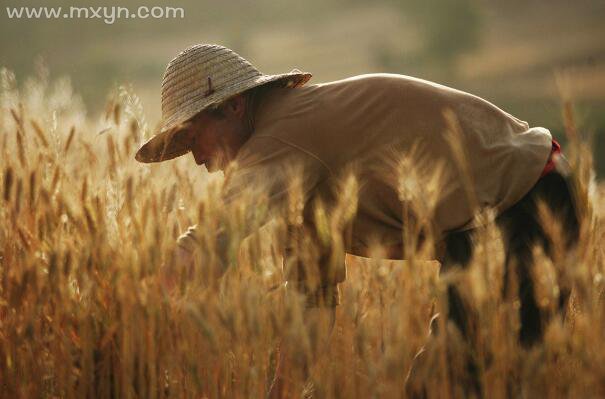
[134,43,311,163]
[160,44,262,130]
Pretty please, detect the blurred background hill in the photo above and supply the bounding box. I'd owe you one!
[2,0,604,175]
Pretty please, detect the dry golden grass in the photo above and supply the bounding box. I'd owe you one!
[0,67,604,398]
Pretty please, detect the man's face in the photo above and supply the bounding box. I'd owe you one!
[183,95,249,172]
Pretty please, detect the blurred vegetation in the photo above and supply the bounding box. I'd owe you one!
[1,0,604,175]
[394,0,483,73]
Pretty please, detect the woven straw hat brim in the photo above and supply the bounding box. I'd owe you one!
[135,70,312,163]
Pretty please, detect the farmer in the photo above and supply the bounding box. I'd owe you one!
[135,44,579,355]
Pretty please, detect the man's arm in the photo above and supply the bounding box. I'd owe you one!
[174,136,347,309]
[174,136,328,278]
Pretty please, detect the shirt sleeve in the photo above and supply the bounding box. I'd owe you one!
[230,136,346,307]
[224,136,327,212]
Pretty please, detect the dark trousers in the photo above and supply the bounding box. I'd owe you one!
[440,169,580,347]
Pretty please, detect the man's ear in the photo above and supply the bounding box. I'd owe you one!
[226,94,246,119]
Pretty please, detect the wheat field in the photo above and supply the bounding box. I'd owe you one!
[1,67,604,399]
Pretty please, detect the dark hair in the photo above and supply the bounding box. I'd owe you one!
[242,80,286,130]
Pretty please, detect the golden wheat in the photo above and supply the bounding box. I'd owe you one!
[0,70,603,398]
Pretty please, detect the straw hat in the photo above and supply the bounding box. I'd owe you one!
[134,44,312,163]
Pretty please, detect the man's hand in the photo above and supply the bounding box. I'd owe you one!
[175,244,195,275]
[160,225,232,295]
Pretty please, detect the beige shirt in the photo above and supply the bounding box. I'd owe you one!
[179,73,552,262]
